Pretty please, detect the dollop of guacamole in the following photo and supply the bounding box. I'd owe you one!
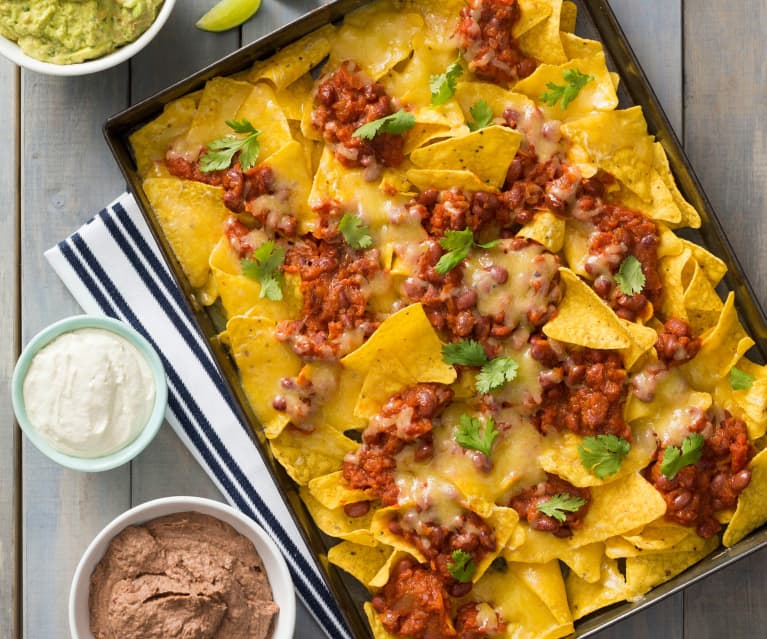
[0,0,164,65]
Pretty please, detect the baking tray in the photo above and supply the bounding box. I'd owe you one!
[103,1,767,637]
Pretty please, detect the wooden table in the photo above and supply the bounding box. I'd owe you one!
[1,1,766,637]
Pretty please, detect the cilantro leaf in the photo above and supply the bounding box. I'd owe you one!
[476,356,519,393]
[537,493,588,523]
[434,229,499,275]
[352,110,416,140]
[468,99,494,131]
[615,255,646,296]
[730,366,756,391]
[539,69,594,110]
[442,339,489,367]
[660,433,705,479]
[199,118,262,172]
[339,213,373,249]
[241,241,286,301]
[578,434,631,479]
[455,413,499,457]
[447,549,476,583]
[430,58,463,106]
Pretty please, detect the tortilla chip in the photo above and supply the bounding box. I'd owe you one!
[558,542,604,583]
[272,73,314,121]
[612,169,683,226]
[406,168,496,193]
[248,24,335,90]
[272,424,358,486]
[328,4,423,80]
[517,211,566,252]
[328,541,394,586]
[543,268,631,349]
[619,319,659,370]
[562,107,655,201]
[622,520,692,551]
[519,0,567,65]
[561,218,592,277]
[234,83,293,163]
[454,82,536,126]
[410,126,523,188]
[143,177,228,290]
[365,602,400,639]
[514,53,618,121]
[516,0,555,38]
[559,1,577,32]
[511,561,572,626]
[658,248,692,321]
[652,142,702,229]
[723,447,767,546]
[308,471,375,511]
[683,260,724,335]
[566,557,632,620]
[300,489,376,546]
[560,31,603,60]
[682,239,727,287]
[130,96,199,178]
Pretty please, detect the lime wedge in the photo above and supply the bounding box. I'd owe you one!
[196,0,262,32]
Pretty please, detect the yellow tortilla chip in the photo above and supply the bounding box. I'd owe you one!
[410,126,523,188]
[652,142,702,229]
[298,361,367,432]
[723,447,767,546]
[406,168,495,193]
[543,268,631,349]
[625,535,719,597]
[519,0,567,65]
[272,424,358,486]
[559,0,577,32]
[308,471,374,511]
[220,314,302,438]
[234,83,293,163]
[683,260,724,335]
[328,3,423,80]
[558,542,604,583]
[248,24,335,90]
[273,73,314,121]
[682,239,727,287]
[300,489,376,546]
[612,169,683,225]
[562,218,591,277]
[514,53,618,121]
[517,211,566,252]
[455,82,536,126]
[130,96,199,178]
[143,177,228,290]
[560,32,603,60]
[619,318,659,370]
[658,248,692,321]
[622,520,692,551]
[516,0,554,37]
[511,561,572,626]
[562,107,655,201]
[328,541,394,586]
[364,602,400,639]
[566,557,632,620]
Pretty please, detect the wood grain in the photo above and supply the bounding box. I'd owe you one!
[0,58,19,639]
[683,2,767,637]
[19,68,131,638]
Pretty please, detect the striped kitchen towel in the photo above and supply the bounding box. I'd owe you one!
[45,193,351,639]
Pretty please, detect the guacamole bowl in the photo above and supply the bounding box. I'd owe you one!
[0,0,176,76]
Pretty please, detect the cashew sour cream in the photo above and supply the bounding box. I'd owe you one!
[22,328,156,458]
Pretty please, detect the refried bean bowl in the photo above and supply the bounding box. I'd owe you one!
[69,496,295,639]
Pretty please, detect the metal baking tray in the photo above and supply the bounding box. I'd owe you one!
[104,1,767,636]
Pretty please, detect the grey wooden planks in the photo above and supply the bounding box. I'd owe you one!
[0,58,19,639]
[683,2,767,637]
[19,68,131,637]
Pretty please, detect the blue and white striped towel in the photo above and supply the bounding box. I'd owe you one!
[45,193,351,639]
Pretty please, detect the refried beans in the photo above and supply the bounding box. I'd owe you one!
[89,511,279,639]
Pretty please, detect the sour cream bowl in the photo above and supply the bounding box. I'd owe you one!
[11,315,167,472]
[0,0,176,76]
[69,496,296,639]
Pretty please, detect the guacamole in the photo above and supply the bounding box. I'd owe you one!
[0,0,164,65]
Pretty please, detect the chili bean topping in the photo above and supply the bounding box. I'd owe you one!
[311,60,405,173]
[454,602,505,639]
[343,384,454,506]
[372,558,456,639]
[645,412,754,538]
[510,474,591,537]
[456,0,537,84]
[655,318,701,368]
[530,334,631,440]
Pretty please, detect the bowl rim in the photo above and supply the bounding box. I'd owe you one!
[11,314,168,471]
[0,0,176,76]
[68,496,296,639]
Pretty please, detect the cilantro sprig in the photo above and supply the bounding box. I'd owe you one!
[537,493,588,523]
[339,214,373,250]
[435,229,498,274]
[447,549,476,582]
[455,413,499,457]
[730,366,756,391]
[468,99,493,131]
[660,433,705,479]
[430,58,463,106]
[578,434,631,480]
[241,241,286,301]
[539,69,594,110]
[615,255,646,296]
[441,339,519,393]
[352,110,415,140]
[199,118,262,172]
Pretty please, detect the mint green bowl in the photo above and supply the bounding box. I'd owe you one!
[11,315,168,472]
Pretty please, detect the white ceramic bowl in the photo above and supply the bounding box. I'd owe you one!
[0,0,176,76]
[69,496,296,639]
